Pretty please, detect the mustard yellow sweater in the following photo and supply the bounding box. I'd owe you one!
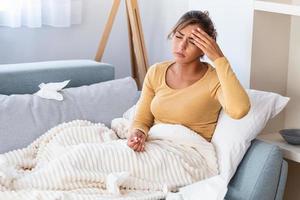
[130,57,251,141]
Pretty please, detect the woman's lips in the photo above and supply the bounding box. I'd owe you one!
[174,52,186,57]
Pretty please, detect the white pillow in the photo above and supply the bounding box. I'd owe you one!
[123,89,290,185]
[211,89,289,183]
[123,104,136,121]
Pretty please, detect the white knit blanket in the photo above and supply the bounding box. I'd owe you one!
[0,118,218,200]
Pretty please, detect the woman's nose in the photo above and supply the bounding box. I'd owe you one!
[179,39,187,51]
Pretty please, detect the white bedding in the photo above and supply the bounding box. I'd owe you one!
[0,119,219,200]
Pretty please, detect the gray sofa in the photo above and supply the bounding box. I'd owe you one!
[0,60,287,199]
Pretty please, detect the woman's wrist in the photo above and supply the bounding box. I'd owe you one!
[135,128,147,137]
[213,56,228,68]
[139,130,147,138]
[212,55,225,63]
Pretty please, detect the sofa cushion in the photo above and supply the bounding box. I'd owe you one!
[0,77,138,153]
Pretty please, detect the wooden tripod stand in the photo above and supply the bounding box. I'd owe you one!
[95,0,149,90]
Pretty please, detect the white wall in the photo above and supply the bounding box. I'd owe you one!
[250,11,291,133]
[285,16,300,128]
[139,0,188,64]
[189,0,254,88]
[0,0,188,79]
[284,15,300,200]
[0,0,253,87]
[0,0,130,78]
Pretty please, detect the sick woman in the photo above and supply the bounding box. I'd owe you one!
[127,10,251,152]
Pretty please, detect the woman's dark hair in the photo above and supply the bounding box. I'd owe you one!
[167,10,217,41]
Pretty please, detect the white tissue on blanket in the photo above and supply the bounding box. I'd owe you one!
[35,80,70,101]
[106,172,130,195]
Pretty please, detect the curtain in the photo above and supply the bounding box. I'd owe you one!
[0,0,82,28]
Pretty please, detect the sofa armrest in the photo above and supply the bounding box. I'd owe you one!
[225,139,286,200]
[275,160,288,200]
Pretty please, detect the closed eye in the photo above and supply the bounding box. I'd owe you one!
[175,35,195,45]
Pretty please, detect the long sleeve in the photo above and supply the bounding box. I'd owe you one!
[210,57,251,119]
[129,66,156,136]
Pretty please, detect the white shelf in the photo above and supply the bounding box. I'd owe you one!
[254,0,300,16]
[257,133,300,163]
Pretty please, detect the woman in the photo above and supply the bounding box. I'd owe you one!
[127,10,250,152]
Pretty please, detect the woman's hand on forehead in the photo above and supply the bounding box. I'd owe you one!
[190,27,224,62]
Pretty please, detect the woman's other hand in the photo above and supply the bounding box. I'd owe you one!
[127,129,146,152]
[190,27,224,62]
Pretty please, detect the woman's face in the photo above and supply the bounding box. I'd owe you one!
[171,24,204,64]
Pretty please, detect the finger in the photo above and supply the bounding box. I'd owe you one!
[139,142,146,152]
[127,139,136,148]
[141,143,145,151]
[139,134,145,139]
[192,35,219,58]
[190,38,208,53]
[131,136,139,143]
[128,142,135,149]
[191,35,208,49]
[137,136,142,142]
[136,143,143,152]
[196,28,220,51]
[137,144,144,152]
[137,134,146,143]
[192,30,211,45]
[128,137,136,144]
[194,34,216,54]
[128,135,139,145]
[132,142,140,151]
[128,137,134,143]
[129,143,136,150]
[196,27,214,43]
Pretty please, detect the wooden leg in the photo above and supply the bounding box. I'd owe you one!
[95,0,121,62]
[126,0,138,84]
[126,0,149,89]
[132,0,149,69]
[95,0,149,90]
